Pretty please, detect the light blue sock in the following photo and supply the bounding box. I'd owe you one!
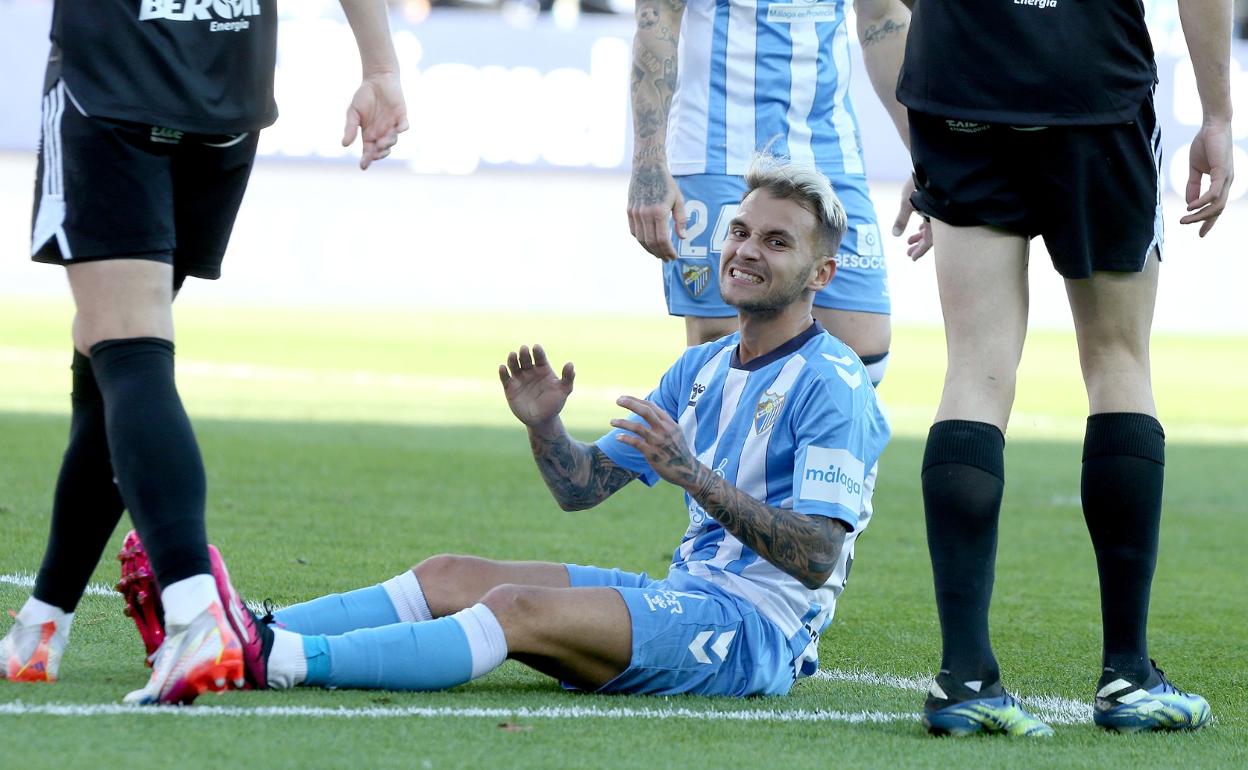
[302,618,474,691]
[274,585,399,636]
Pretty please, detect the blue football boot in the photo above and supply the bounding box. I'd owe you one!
[1094,662,1211,732]
[923,672,1055,737]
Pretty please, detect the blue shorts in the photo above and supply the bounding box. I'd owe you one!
[663,173,891,317]
[565,564,795,697]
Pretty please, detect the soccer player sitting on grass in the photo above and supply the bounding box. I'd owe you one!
[120,153,891,698]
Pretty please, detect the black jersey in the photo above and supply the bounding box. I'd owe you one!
[48,0,279,133]
[897,0,1156,125]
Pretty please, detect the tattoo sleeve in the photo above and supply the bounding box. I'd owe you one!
[688,466,848,589]
[529,425,639,511]
[629,0,686,206]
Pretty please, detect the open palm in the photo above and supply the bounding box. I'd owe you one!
[499,345,576,427]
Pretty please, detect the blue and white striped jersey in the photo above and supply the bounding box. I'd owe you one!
[596,322,891,678]
[667,0,865,177]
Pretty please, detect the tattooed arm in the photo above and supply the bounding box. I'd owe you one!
[627,0,688,262]
[500,344,639,511]
[611,397,847,589]
[528,423,640,512]
[689,466,848,590]
[855,0,912,149]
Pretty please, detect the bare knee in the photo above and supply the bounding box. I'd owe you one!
[412,554,482,617]
[480,584,543,645]
[1077,342,1154,415]
[69,261,175,351]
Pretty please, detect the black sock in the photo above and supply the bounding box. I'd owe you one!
[1082,413,1164,683]
[922,420,1006,687]
[32,351,127,612]
[90,337,211,587]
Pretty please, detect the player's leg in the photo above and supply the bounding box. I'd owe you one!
[904,110,1052,735]
[1066,254,1163,688]
[6,88,178,684]
[1053,96,1209,731]
[261,584,632,692]
[920,220,1031,715]
[664,175,742,346]
[259,575,795,697]
[271,555,573,636]
[66,258,248,704]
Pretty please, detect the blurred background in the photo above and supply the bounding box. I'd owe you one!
[0,0,1245,332]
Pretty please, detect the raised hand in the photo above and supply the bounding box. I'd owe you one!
[499,345,576,428]
[610,395,702,489]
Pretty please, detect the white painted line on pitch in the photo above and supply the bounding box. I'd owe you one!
[0,573,116,598]
[815,667,931,692]
[0,572,278,615]
[816,668,1093,725]
[0,574,1092,724]
[0,700,917,724]
[0,698,1093,726]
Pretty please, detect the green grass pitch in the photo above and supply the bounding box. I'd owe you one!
[1,299,1245,768]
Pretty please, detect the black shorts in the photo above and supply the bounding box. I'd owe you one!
[31,81,260,285]
[908,94,1163,279]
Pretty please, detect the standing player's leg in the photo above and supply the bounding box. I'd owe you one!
[5,91,235,694]
[919,221,1052,735]
[1067,254,1211,731]
[1049,96,1208,731]
[65,258,245,704]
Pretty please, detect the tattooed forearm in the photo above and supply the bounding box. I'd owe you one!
[690,467,848,589]
[630,0,684,181]
[530,430,638,511]
[628,161,670,207]
[861,19,906,47]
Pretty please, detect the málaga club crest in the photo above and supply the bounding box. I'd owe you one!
[753,391,785,435]
[681,262,711,298]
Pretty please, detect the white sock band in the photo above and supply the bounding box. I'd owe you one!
[268,628,308,689]
[382,570,433,623]
[450,603,508,679]
[17,597,73,637]
[160,573,218,628]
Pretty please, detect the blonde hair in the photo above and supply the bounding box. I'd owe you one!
[744,152,847,256]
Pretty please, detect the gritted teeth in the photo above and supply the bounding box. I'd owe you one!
[730,267,763,284]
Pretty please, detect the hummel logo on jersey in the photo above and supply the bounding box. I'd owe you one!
[140,0,262,32]
[687,382,706,407]
[688,630,736,664]
[821,353,862,390]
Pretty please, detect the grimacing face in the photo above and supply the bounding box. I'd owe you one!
[718,189,832,317]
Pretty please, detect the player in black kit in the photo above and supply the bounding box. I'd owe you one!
[1,0,408,705]
[897,0,1234,736]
